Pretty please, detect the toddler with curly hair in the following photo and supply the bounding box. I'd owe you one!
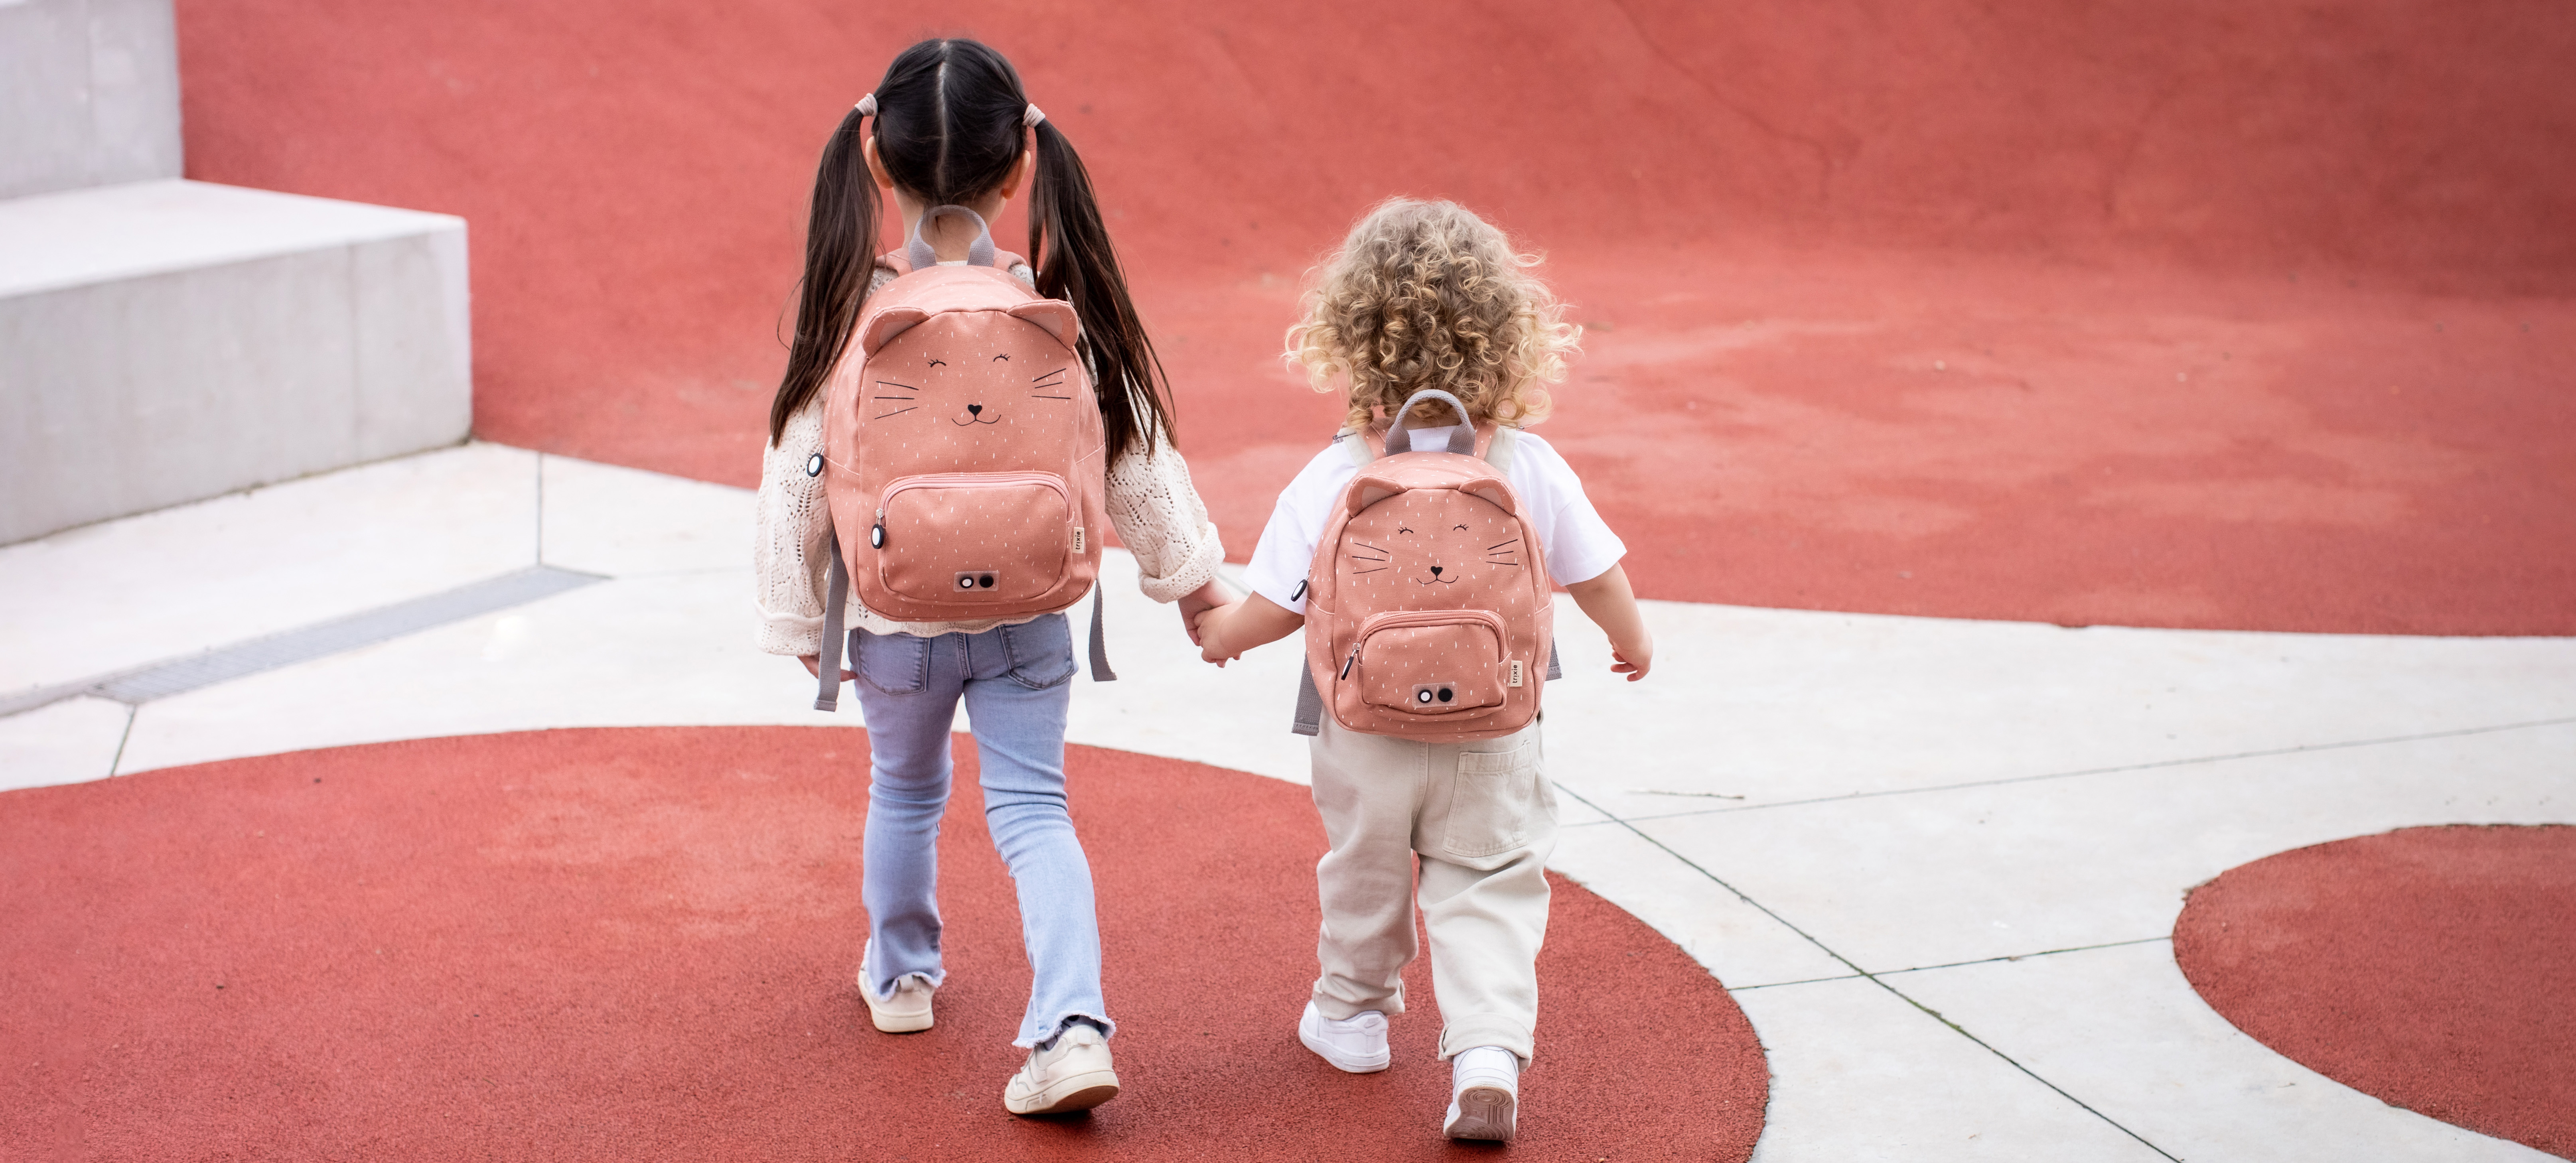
[1193,198,1653,1143]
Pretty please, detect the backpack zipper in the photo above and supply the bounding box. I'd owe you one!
[872,472,1072,549]
[1339,609,1510,684]
[1352,608,1510,657]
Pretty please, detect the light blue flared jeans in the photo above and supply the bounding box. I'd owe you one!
[848,612,1110,1047]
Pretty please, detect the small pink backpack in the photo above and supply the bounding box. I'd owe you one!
[1296,389,1558,741]
[810,208,1113,710]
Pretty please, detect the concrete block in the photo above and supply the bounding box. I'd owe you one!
[0,179,471,544]
[352,228,473,462]
[0,0,183,200]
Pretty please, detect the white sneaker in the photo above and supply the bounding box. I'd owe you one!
[1443,1046,1520,1142]
[1298,1000,1391,1073]
[856,948,934,1033]
[1003,1024,1121,1116]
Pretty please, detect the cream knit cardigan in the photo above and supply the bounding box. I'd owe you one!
[752,264,1224,656]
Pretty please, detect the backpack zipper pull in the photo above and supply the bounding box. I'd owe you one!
[1340,650,1356,680]
[869,508,886,549]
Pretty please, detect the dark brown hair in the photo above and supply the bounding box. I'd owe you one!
[769,38,1175,459]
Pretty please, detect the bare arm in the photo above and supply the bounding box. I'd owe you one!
[1194,592,1306,665]
[1565,562,1653,681]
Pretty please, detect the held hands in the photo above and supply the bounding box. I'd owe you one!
[1175,577,1231,649]
[1195,602,1243,666]
[1195,592,1303,666]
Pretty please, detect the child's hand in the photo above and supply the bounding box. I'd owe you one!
[1195,602,1241,666]
[1193,591,1303,667]
[1567,563,1652,684]
[1176,578,1232,647]
[800,654,856,684]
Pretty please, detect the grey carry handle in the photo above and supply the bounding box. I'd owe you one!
[905,204,998,271]
[816,532,851,712]
[1382,388,1477,456]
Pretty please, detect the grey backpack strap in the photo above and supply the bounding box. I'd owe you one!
[1485,424,1522,473]
[816,532,850,711]
[1547,638,1563,680]
[1087,583,1116,682]
[1382,388,1476,456]
[1292,665,1324,736]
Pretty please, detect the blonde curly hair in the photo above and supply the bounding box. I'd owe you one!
[1286,199,1581,431]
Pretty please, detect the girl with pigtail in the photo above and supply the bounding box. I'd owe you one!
[752,37,1229,1115]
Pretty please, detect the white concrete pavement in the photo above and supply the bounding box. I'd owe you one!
[1,442,2567,1161]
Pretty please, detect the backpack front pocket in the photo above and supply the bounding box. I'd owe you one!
[873,472,1073,605]
[1348,609,1508,717]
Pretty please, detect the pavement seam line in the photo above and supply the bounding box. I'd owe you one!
[1723,972,1866,992]
[1556,782,2184,1162]
[1870,979,2183,1162]
[1870,936,2172,978]
[106,703,138,779]
[1609,714,2576,825]
[1724,937,2171,992]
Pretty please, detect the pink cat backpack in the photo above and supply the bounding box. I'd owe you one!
[1295,388,1559,741]
[809,207,1114,711]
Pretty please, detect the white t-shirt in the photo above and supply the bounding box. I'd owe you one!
[1242,425,1628,615]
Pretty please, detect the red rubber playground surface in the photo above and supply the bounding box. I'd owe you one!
[0,729,1767,1161]
[2175,826,2576,1159]
[174,0,2576,635]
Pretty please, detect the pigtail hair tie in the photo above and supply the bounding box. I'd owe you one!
[1024,103,1045,129]
[855,93,878,116]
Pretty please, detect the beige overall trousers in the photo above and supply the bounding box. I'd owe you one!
[1306,715,1555,1062]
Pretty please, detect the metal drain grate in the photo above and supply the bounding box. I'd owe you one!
[0,566,605,718]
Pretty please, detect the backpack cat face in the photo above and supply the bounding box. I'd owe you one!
[854,301,1083,468]
[1343,487,1525,603]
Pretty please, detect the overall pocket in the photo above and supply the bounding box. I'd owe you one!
[873,472,1074,605]
[1440,738,1542,859]
[1347,609,1508,717]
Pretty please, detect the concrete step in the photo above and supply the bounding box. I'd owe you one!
[0,177,470,544]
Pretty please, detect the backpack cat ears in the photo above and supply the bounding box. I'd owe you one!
[1347,471,1517,516]
[859,301,1081,357]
